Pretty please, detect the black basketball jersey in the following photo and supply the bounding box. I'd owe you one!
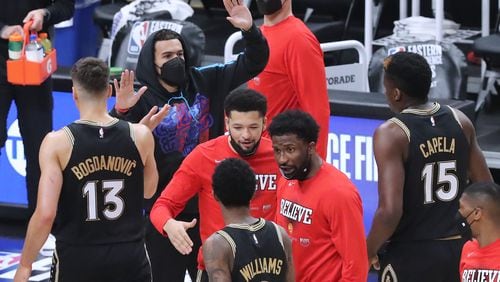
[389,103,469,241]
[217,218,288,282]
[54,119,145,245]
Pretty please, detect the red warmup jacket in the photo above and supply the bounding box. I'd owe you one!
[150,135,279,269]
[248,16,330,159]
[276,162,368,281]
[460,239,500,281]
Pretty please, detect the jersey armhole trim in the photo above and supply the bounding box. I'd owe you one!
[389,117,410,143]
[447,105,463,129]
[272,222,285,252]
[128,122,136,143]
[62,126,74,146]
[216,230,236,259]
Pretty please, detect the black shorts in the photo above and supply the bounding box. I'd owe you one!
[50,240,152,282]
[378,239,465,282]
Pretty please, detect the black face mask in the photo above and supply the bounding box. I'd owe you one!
[229,132,261,158]
[256,0,283,15]
[158,57,186,89]
[280,153,311,181]
[455,209,476,241]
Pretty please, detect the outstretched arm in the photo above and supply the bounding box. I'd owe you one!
[132,123,158,199]
[197,0,269,95]
[203,233,233,282]
[14,131,68,281]
[366,121,407,268]
[150,149,204,254]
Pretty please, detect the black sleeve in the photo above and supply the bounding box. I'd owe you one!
[196,23,269,92]
[45,0,75,26]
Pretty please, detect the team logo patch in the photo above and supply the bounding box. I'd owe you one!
[128,21,184,55]
[299,238,310,247]
[381,264,398,282]
[388,46,406,56]
[252,76,260,86]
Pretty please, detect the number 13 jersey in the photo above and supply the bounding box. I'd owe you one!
[55,119,145,245]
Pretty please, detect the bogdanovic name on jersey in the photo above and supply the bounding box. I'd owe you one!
[419,136,456,158]
[71,155,137,180]
[462,269,500,282]
[239,257,283,282]
[280,199,313,224]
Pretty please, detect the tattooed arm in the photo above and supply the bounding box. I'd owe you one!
[203,233,233,282]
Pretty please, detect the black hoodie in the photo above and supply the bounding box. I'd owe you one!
[111,24,269,212]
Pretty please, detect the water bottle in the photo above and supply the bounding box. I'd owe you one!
[39,32,52,55]
[8,33,23,60]
[25,34,44,62]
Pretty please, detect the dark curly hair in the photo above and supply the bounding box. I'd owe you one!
[268,110,319,143]
[383,51,432,101]
[224,88,267,118]
[212,158,256,208]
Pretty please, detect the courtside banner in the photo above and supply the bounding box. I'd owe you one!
[327,116,384,233]
[0,92,115,207]
[0,96,380,233]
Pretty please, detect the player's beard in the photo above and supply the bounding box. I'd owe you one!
[280,153,312,181]
[228,132,261,157]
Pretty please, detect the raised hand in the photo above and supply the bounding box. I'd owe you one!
[113,70,148,111]
[139,105,171,131]
[223,0,252,31]
[164,218,197,255]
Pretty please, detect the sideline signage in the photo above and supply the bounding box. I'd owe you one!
[0,93,381,234]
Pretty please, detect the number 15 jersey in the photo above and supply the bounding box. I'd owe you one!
[390,103,469,241]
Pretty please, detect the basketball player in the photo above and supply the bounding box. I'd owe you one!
[14,57,159,282]
[458,182,500,280]
[366,51,493,282]
[150,89,279,281]
[203,158,294,282]
[268,110,368,281]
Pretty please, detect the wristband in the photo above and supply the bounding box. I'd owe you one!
[115,106,129,114]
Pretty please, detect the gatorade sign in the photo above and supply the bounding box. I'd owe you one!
[325,64,365,91]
